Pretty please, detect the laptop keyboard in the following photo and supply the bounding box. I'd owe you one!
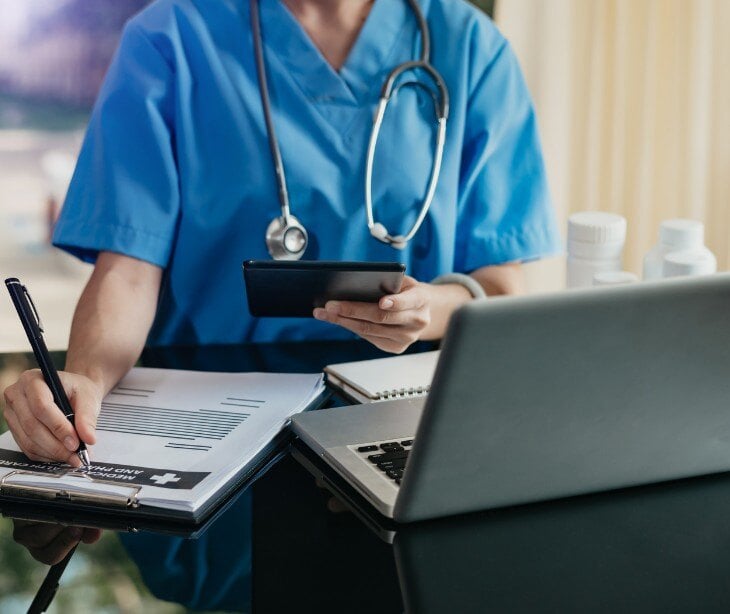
[351,438,414,486]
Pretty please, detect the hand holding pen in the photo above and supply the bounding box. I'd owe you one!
[4,278,91,467]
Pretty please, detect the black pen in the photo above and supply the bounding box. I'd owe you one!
[5,278,90,467]
[28,543,78,614]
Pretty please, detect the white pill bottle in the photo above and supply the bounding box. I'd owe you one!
[642,219,714,280]
[592,271,639,287]
[567,212,627,289]
[663,249,717,278]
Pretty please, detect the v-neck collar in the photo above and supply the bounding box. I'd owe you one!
[258,0,411,105]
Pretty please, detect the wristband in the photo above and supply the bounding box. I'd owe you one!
[430,273,487,299]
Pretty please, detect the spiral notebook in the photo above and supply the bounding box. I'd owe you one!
[324,351,439,404]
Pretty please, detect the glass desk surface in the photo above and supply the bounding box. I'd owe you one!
[1,340,730,613]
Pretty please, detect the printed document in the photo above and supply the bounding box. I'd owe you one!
[0,368,325,514]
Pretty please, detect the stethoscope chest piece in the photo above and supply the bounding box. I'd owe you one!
[265,214,308,260]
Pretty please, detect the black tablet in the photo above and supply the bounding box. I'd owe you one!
[243,260,406,318]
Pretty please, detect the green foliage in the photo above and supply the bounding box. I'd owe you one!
[0,525,187,612]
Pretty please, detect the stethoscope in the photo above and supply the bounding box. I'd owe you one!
[250,0,449,260]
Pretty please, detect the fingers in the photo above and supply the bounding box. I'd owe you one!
[4,404,80,466]
[379,276,426,312]
[312,478,351,514]
[316,311,414,341]
[3,370,95,465]
[4,403,50,460]
[318,314,419,354]
[314,302,428,352]
[316,301,411,326]
[13,521,66,549]
[312,278,431,354]
[62,373,99,446]
[34,527,83,565]
[312,277,426,322]
[313,296,428,331]
[314,285,426,323]
[327,496,350,514]
[80,528,103,544]
[25,374,79,448]
[13,521,83,565]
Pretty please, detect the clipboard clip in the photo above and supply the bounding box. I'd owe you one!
[0,469,142,509]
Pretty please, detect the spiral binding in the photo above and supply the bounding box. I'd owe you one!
[375,385,430,401]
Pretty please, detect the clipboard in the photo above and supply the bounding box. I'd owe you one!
[0,367,330,527]
[0,429,293,532]
[1,470,142,508]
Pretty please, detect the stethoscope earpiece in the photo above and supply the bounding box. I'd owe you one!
[369,222,389,241]
[369,223,408,250]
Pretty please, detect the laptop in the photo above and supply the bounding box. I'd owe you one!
[291,273,730,522]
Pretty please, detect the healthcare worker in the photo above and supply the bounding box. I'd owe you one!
[4,0,559,465]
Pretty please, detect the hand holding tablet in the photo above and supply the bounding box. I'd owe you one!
[243,260,405,318]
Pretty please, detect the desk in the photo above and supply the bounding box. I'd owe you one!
[1,341,730,613]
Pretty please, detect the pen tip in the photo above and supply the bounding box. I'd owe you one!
[78,449,90,467]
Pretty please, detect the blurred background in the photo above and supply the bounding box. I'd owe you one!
[0,0,150,352]
[0,0,728,352]
[0,2,174,612]
[500,0,730,292]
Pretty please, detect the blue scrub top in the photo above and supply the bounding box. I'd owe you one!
[53,0,561,346]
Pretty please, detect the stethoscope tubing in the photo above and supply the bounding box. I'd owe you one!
[365,57,449,246]
[250,0,292,223]
[251,0,449,256]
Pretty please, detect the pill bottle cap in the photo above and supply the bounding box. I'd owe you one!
[659,219,704,250]
[662,249,717,278]
[568,212,626,245]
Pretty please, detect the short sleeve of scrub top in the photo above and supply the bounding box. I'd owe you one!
[52,0,561,346]
[452,27,560,273]
[52,23,179,268]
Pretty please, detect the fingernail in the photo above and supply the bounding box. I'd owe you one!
[64,437,78,451]
[325,301,340,314]
[381,298,394,309]
[313,308,326,320]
